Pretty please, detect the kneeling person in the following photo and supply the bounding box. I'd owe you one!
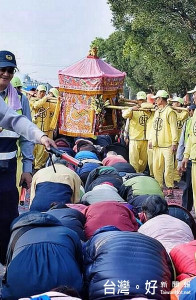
[30,157,81,212]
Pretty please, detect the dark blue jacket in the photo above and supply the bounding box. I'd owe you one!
[76,162,101,176]
[47,207,86,241]
[85,166,123,192]
[168,204,196,238]
[30,182,73,212]
[2,212,83,300]
[111,162,136,174]
[95,135,112,147]
[84,227,174,300]
[128,194,150,213]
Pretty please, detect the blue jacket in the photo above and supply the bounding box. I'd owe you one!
[76,162,100,176]
[30,182,73,212]
[2,212,83,300]
[111,162,136,174]
[75,151,99,161]
[84,227,174,300]
[47,207,86,241]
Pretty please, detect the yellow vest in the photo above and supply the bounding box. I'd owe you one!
[184,111,196,161]
[151,105,178,147]
[122,109,153,140]
[5,95,22,115]
[175,110,189,141]
[30,97,56,132]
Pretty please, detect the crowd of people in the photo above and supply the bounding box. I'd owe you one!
[0,49,196,299]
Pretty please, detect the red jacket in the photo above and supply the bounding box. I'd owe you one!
[102,155,127,166]
[82,201,138,239]
[170,240,196,281]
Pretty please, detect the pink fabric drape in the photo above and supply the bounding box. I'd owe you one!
[7,83,22,110]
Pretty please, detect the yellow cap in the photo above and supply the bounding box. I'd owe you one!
[170,97,184,104]
[136,91,147,100]
[11,76,22,88]
[36,85,47,92]
[152,90,169,99]
[49,88,59,98]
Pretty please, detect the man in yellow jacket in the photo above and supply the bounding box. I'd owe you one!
[182,85,196,211]
[122,91,154,173]
[149,90,178,196]
[170,97,189,183]
[30,85,58,171]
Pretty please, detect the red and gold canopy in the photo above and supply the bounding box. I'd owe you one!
[58,50,126,138]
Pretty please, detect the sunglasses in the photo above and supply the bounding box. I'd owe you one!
[0,67,16,74]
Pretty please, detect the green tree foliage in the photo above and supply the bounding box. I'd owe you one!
[92,0,196,95]
[91,33,142,92]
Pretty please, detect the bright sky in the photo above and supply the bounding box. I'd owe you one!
[0,0,114,86]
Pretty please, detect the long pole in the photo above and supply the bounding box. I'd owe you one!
[107,105,188,112]
[107,105,156,111]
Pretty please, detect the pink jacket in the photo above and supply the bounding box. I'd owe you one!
[82,201,138,239]
[138,214,194,253]
[102,155,127,166]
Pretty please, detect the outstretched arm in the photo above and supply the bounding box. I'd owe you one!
[0,96,56,149]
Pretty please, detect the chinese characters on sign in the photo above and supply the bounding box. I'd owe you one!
[104,280,130,296]
[145,280,158,295]
[103,280,191,296]
[104,280,158,296]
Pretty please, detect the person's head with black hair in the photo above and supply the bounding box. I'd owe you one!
[147,85,154,94]
[141,195,168,221]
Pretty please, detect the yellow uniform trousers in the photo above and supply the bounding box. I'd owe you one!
[153,147,174,188]
[192,162,196,212]
[129,140,148,173]
[34,131,53,170]
[147,147,154,177]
